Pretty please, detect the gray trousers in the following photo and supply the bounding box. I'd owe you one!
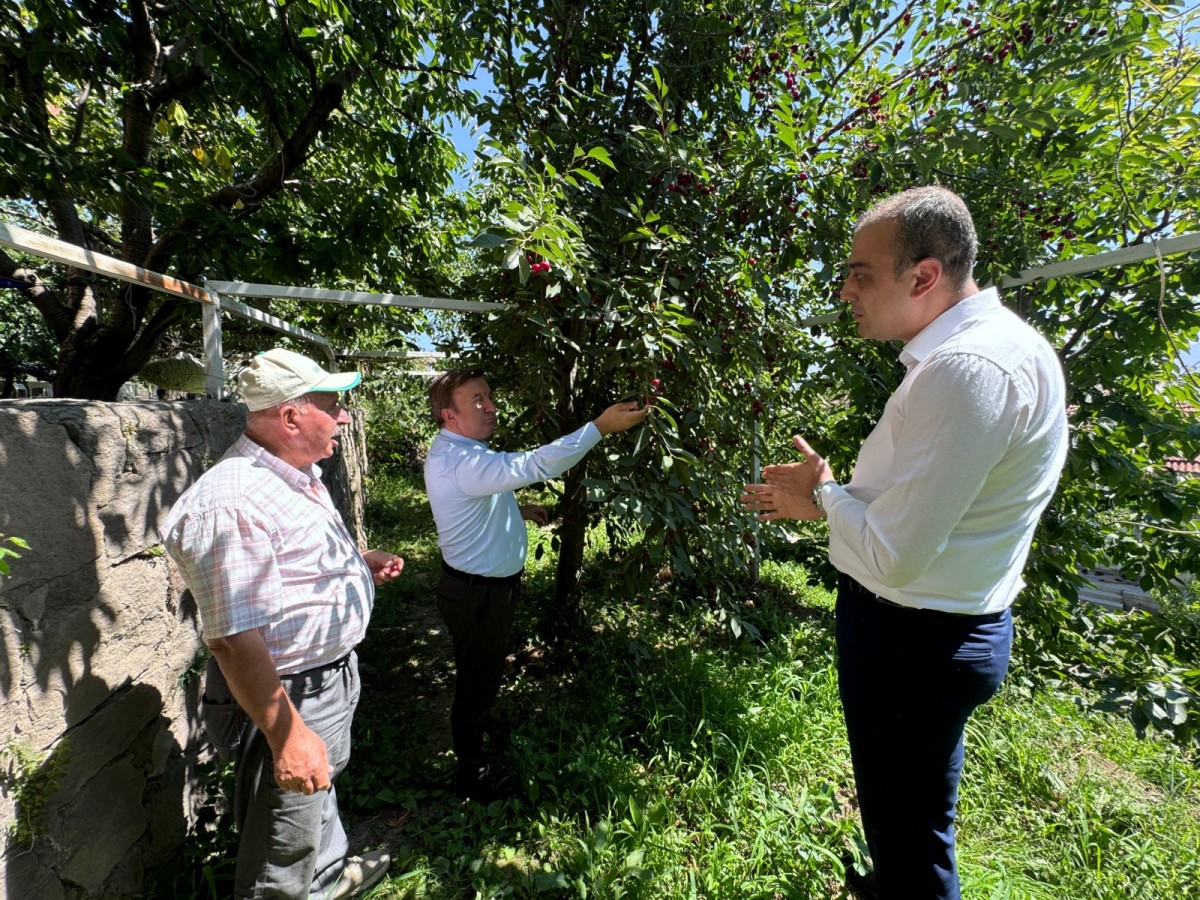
[201,652,360,899]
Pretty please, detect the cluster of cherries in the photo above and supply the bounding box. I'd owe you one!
[527,258,552,274]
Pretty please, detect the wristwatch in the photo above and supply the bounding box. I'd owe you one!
[811,480,838,512]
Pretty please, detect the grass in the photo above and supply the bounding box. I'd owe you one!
[177,468,1200,897]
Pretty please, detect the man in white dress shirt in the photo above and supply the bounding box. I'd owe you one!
[424,369,649,799]
[741,186,1068,899]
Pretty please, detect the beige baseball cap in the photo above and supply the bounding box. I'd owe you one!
[237,348,361,411]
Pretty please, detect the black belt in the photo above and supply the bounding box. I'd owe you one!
[838,572,912,610]
[837,572,1008,622]
[279,651,353,688]
[441,560,523,587]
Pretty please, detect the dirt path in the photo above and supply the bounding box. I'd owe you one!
[345,568,458,848]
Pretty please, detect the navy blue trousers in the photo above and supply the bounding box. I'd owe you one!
[836,574,1012,900]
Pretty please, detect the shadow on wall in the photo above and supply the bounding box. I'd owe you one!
[0,400,244,898]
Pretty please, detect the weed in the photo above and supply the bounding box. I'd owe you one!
[1,738,70,847]
[155,758,238,898]
[0,532,29,576]
[177,645,211,690]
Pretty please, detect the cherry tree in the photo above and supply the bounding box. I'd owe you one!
[434,0,1200,617]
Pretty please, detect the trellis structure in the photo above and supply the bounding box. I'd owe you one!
[997,232,1200,288]
[0,221,507,397]
[3,220,1199,398]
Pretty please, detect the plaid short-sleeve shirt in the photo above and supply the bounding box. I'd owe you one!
[161,435,374,675]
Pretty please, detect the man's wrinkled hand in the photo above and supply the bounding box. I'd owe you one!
[273,723,332,795]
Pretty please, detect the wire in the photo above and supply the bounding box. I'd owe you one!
[0,278,63,290]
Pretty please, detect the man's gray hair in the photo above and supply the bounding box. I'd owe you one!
[857,186,978,290]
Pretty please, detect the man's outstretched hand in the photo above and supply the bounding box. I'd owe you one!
[594,400,651,436]
[740,435,835,521]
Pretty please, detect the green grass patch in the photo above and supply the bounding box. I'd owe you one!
[344,471,1200,900]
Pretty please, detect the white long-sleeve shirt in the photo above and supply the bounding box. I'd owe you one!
[424,423,602,577]
[821,288,1068,614]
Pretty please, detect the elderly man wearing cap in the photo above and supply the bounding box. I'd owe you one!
[162,348,403,899]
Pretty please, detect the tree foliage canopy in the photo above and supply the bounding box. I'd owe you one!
[419,0,1200,615]
[0,0,472,398]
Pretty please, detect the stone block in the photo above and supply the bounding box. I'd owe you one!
[55,756,148,893]
[42,685,164,813]
[0,846,66,900]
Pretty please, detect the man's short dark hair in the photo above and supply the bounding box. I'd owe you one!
[428,368,486,426]
[857,186,978,290]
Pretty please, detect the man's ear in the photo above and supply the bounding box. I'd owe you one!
[910,257,942,301]
[278,402,303,433]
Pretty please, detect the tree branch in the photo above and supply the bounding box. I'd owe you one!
[126,294,186,366]
[65,81,93,151]
[277,0,319,93]
[142,64,363,272]
[0,248,74,342]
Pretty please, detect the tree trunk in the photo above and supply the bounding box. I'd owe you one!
[551,463,589,631]
[53,357,128,401]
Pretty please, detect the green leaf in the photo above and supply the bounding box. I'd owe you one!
[586,147,616,169]
[572,167,603,187]
[471,232,510,249]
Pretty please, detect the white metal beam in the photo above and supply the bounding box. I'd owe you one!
[0,221,216,305]
[209,293,334,364]
[999,232,1200,288]
[204,281,510,313]
[201,302,224,396]
[337,349,451,360]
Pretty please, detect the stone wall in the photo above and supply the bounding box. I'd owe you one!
[0,400,365,899]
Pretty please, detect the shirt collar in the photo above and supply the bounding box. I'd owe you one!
[234,433,323,489]
[438,427,490,450]
[899,286,1000,370]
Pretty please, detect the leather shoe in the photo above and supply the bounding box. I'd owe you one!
[327,848,390,899]
[455,763,517,803]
